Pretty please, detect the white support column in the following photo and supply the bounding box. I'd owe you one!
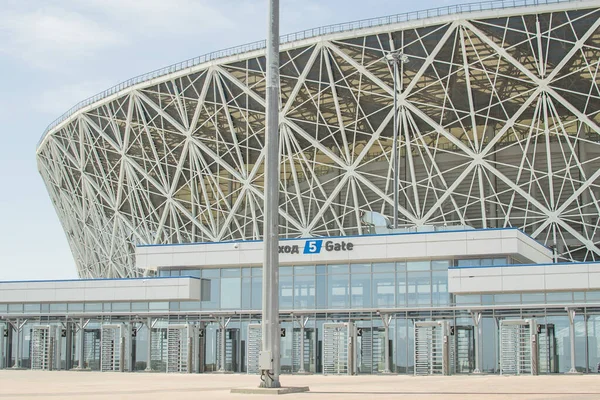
[13,318,20,369]
[566,308,578,374]
[77,318,85,370]
[471,311,482,374]
[145,317,153,371]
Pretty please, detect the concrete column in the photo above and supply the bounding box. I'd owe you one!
[567,308,578,374]
[145,318,153,371]
[472,311,481,374]
[0,325,4,369]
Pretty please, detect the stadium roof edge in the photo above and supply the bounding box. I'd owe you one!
[36,0,593,152]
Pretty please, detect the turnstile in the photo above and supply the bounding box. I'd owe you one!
[246,324,262,374]
[322,322,355,375]
[414,321,451,375]
[100,324,126,372]
[84,329,101,370]
[216,328,239,372]
[31,326,54,370]
[538,324,558,373]
[357,327,385,374]
[166,324,191,373]
[452,326,475,374]
[292,327,316,373]
[151,328,167,371]
[499,319,536,375]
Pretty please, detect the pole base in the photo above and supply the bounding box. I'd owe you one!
[231,387,309,395]
[566,368,582,374]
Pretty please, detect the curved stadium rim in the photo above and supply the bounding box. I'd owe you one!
[37,0,582,148]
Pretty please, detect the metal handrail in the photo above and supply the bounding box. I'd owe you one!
[37,0,580,147]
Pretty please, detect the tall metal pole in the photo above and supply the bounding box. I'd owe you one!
[567,308,577,373]
[260,0,281,388]
[392,61,399,229]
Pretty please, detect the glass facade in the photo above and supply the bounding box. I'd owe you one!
[1,256,598,375]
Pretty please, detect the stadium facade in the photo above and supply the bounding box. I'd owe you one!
[36,0,600,278]
[3,0,599,376]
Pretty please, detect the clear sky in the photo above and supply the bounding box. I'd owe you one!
[0,0,464,280]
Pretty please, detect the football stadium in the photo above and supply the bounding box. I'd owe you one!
[1,0,599,376]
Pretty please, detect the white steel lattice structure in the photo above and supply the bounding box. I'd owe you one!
[37,1,600,277]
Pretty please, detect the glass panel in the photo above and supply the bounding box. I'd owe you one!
[221,268,240,277]
[396,262,406,272]
[131,302,148,311]
[202,269,220,310]
[455,295,481,305]
[407,271,431,306]
[251,277,262,310]
[181,269,200,278]
[431,270,448,306]
[316,265,327,275]
[84,302,101,312]
[158,270,170,277]
[24,304,40,313]
[494,294,521,304]
[112,302,130,312]
[372,262,395,273]
[251,267,262,277]
[169,302,180,311]
[587,291,600,301]
[180,301,199,311]
[0,304,7,313]
[350,263,370,274]
[293,275,315,309]
[67,303,83,312]
[221,277,241,309]
[493,258,507,266]
[522,293,545,303]
[546,292,573,303]
[279,275,293,309]
[350,273,371,308]
[328,264,348,274]
[50,303,67,312]
[457,259,479,267]
[316,275,327,309]
[407,261,429,271]
[373,273,395,307]
[431,260,450,270]
[294,265,315,275]
[242,267,251,277]
[397,272,407,307]
[149,302,168,311]
[241,277,251,309]
[279,266,294,276]
[328,274,349,308]
[8,303,22,313]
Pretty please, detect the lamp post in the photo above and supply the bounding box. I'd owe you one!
[259,0,281,389]
[385,51,409,229]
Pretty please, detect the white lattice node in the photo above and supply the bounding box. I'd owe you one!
[36,2,600,277]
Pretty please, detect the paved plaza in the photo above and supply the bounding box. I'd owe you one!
[0,371,598,399]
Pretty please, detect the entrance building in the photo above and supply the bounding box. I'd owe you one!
[1,228,599,374]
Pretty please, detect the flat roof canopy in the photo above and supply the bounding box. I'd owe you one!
[0,277,210,304]
[136,228,553,271]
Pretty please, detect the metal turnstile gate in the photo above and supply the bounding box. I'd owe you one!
[166,324,191,373]
[246,324,262,374]
[500,319,535,375]
[101,324,125,372]
[414,321,450,375]
[323,322,355,375]
[31,326,54,370]
[84,329,101,370]
[357,327,385,374]
[452,326,475,374]
[216,328,239,372]
[538,324,558,373]
[151,328,167,372]
[292,328,316,373]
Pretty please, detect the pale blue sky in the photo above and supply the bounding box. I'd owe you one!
[0,0,463,280]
